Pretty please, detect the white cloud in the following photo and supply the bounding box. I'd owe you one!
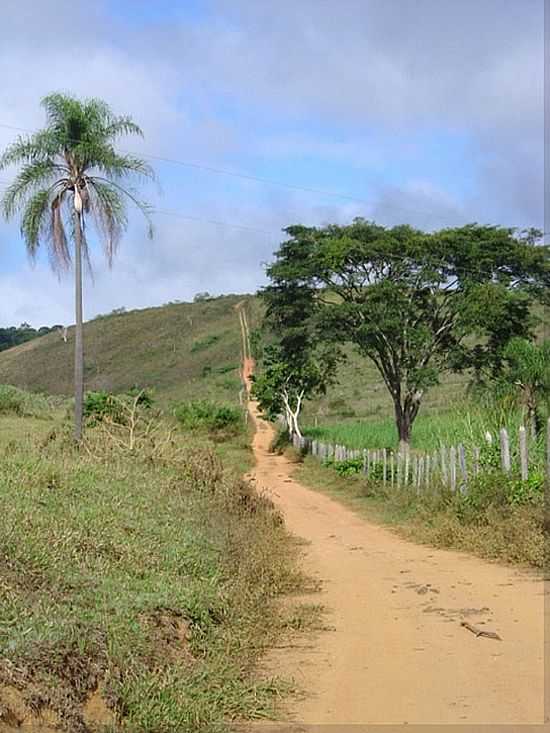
[0,0,544,326]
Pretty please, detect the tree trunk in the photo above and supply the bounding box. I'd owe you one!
[394,403,412,454]
[73,211,84,441]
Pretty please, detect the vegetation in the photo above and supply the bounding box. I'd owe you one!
[253,281,340,438]
[0,92,154,440]
[84,388,154,426]
[263,219,549,448]
[0,401,307,732]
[303,403,547,454]
[0,295,259,408]
[0,384,54,417]
[174,399,243,435]
[252,344,338,439]
[0,323,60,353]
[488,337,550,439]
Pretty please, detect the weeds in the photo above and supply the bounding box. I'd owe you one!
[174,400,243,436]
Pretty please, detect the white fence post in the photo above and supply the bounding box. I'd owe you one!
[499,428,511,473]
[519,426,528,481]
[450,446,457,491]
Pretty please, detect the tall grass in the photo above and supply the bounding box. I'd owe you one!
[304,403,547,468]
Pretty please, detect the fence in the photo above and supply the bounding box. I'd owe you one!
[292,418,550,492]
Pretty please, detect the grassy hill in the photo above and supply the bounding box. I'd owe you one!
[0,292,546,443]
[0,295,261,407]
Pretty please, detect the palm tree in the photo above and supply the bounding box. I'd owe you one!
[499,337,550,439]
[0,93,154,440]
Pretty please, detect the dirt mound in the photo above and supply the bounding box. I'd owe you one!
[0,683,114,733]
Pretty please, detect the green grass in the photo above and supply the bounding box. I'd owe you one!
[0,295,261,408]
[0,408,308,732]
[304,404,544,449]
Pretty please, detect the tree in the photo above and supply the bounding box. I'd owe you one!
[493,338,550,438]
[252,342,337,438]
[254,281,341,438]
[265,219,549,450]
[0,93,154,439]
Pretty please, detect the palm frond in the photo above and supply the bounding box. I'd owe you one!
[86,180,128,265]
[0,130,63,169]
[1,161,68,218]
[20,189,52,260]
[47,193,71,270]
[90,176,154,240]
[104,116,144,139]
[93,150,155,181]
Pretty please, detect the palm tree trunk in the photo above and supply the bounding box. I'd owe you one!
[73,211,84,441]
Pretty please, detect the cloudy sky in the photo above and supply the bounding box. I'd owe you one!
[0,0,545,326]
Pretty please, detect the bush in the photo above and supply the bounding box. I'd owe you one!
[84,388,153,425]
[174,400,242,434]
[0,384,50,416]
[190,335,219,352]
[324,457,364,477]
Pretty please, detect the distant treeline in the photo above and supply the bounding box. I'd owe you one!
[0,323,60,353]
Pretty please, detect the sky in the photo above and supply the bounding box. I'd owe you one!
[0,0,545,326]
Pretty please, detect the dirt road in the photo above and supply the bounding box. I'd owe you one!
[244,375,545,726]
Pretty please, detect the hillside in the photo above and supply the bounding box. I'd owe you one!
[0,295,261,407]
[0,294,546,431]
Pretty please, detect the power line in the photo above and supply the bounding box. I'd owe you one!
[0,121,371,205]
[0,183,277,237]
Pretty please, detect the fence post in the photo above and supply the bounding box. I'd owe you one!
[425,454,431,488]
[450,446,457,491]
[396,452,402,486]
[519,426,528,481]
[440,446,448,486]
[458,444,467,492]
[404,449,410,486]
[473,446,480,477]
[390,452,395,486]
[547,418,550,484]
[382,448,387,485]
[499,428,511,473]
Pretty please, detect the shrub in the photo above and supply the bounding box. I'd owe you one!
[0,384,50,416]
[190,335,219,352]
[324,457,364,477]
[84,388,153,425]
[174,400,242,434]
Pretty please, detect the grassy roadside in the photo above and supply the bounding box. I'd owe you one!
[0,406,308,732]
[292,452,544,568]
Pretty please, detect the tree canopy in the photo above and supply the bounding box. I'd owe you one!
[0,92,154,270]
[263,218,549,446]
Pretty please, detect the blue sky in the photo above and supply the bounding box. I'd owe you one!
[0,0,545,326]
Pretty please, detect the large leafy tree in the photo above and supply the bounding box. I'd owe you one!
[0,93,154,439]
[265,219,549,449]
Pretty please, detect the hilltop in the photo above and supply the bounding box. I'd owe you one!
[0,295,261,407]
